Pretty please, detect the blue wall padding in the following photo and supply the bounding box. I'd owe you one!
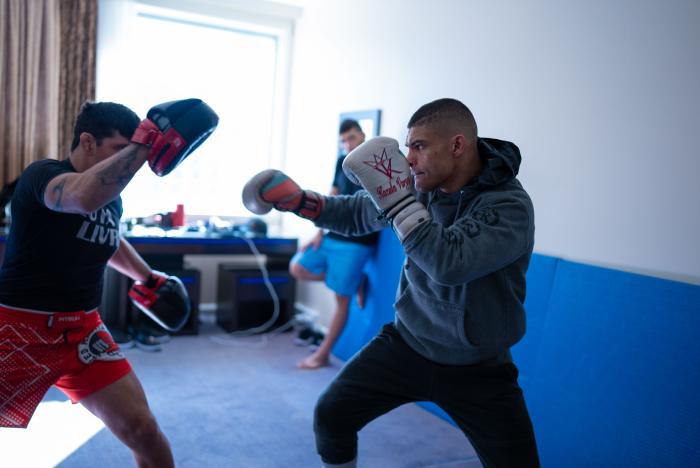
[525,260,700,467]
[332,228,403,361]
[512,254,560,390]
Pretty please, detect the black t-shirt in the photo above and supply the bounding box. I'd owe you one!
[327,155,379,246]
[0,159,122,311]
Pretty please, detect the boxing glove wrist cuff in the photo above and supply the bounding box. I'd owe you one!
[384,194,418,220]
[294,190,325,220]
[392,200,430,241]
[130,119,160,147]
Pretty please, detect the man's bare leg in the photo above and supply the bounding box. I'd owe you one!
[298,294,350,369]
[81,371,174,468]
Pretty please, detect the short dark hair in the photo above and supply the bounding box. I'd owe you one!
[407,98,477,138]
[70,101,140,151]
[339,119,363,135]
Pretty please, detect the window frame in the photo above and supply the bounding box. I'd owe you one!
[95,0,299,225]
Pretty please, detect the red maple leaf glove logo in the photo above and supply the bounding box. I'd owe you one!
[342,137,430,240]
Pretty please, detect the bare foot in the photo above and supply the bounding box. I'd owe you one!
[297,353,330,370]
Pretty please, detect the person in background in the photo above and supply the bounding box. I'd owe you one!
[289,119,379,369]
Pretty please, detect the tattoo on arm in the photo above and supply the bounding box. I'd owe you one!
[51,179,67,211]
[97,146,141,187]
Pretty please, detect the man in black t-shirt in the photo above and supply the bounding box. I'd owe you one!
[290,119,378,369]
[0,102,178,466]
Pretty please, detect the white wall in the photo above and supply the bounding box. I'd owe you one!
[280,0,700,320]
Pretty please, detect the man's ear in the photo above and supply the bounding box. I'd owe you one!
[79,132,96,153]
[452,134,467,158]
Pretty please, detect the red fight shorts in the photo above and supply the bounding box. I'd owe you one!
[0,305,132,428]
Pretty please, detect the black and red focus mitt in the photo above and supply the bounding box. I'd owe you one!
[128,271,191,332]
[131,98,219,176]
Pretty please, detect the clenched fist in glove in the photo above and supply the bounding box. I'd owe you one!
[128,271,191,332]
[343,136,430,240]
[242,169,324,220]
[131,98,219,176]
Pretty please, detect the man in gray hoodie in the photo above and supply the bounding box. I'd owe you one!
[243,98,539,467]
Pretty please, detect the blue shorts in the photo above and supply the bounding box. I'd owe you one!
[292,237,374,297]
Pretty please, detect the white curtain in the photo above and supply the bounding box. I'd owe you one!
[95,0,289,220]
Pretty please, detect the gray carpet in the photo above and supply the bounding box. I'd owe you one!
[51,321,480,467]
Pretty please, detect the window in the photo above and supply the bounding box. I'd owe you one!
[96,0,295,220]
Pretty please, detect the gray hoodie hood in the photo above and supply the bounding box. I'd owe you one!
[425,137,522,205]
[476,137,521,186]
